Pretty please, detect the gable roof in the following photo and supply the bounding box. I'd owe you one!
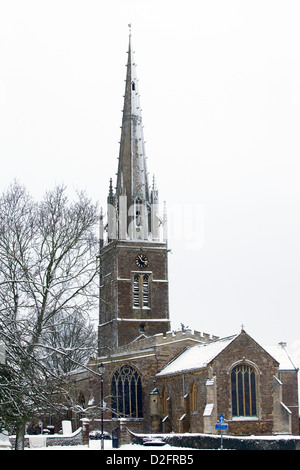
[264,343,298,371]
[156,332,298,378]
[156,335,237,377]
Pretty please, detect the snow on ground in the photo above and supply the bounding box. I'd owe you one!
[24,439,189,451]
[22,433,300,450]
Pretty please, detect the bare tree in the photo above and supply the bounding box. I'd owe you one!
[42,311,97,374]
[0,182,99,449]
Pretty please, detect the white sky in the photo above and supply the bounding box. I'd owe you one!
[0,0,300,366]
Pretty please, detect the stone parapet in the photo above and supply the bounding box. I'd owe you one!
[99,328,219,359]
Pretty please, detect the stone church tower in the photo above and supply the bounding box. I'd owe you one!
[98,34,170,352]
[64,34,298,443]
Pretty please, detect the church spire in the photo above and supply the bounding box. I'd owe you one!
[116,33,150,208]
[103,31,166,244]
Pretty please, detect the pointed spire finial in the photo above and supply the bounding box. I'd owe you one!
[128,23,132,36]
[107,178,115,205]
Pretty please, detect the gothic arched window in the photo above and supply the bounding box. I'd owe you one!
[111,365,143,418]
[231,363,257,417]
[191,382,198,413]
[161,387,168,416]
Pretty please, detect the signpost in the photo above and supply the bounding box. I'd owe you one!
[215,414,228,450]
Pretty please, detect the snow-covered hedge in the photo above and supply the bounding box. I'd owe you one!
[129,431,300,450]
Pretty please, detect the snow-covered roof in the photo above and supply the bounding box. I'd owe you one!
[156,335,237,377]
[156,334,298,378]
[263,343,298,371]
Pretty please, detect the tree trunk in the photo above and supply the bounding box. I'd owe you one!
[15,420,26,450]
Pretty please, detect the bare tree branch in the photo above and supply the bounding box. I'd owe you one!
[0,182,99,447]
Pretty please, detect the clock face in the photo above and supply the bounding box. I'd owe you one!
[135,254,148,269]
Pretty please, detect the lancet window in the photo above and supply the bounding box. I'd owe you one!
[191,382,198,413]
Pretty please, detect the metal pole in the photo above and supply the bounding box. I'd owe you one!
[101,373,104,450]
[73,380,78,430]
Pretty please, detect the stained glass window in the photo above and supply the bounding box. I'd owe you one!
[231,364,257,417]
[111,365,143,418]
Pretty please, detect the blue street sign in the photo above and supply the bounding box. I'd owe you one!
[215,423,228,431]
[216,414,228,450]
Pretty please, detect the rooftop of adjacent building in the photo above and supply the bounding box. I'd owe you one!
[156,331,298,377]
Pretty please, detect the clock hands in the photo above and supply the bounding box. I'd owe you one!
[135,254,148,267]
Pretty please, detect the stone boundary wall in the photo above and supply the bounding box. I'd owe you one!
[129,431,300,450]
[9,427,83,448]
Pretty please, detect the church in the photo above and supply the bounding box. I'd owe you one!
[71,33,299,440]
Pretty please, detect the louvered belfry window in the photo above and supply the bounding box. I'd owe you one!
[133,274,140,308]
[133,273,150,308]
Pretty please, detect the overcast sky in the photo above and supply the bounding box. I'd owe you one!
[0,0,300,366]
